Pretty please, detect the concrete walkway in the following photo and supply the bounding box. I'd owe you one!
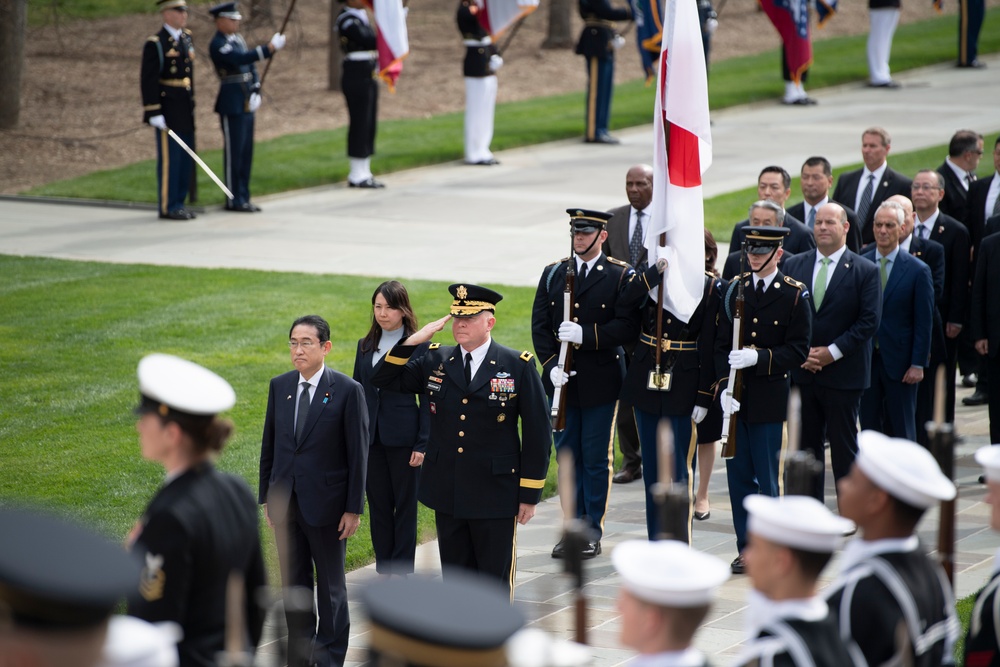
[2,56,999,666]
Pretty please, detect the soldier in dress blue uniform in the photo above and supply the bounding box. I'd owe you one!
[621,232,723,541]
[532,209,639,559]
[825,431,959,667]
[575,0,631,144]
[371,284,551,599]
[733,495,861,667]
[458,0,502,166]
[141,0,197,221]
[716,226,811,574]
[965,445,1000,665]
[127,354,267,667]
[337,0,384,188]
[208,2,286,213]
[957,0,986,68]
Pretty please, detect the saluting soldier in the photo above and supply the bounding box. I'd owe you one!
[457,0,502,166]
[575,0,631,144]
[532,209,639,559]
[371,284,551,599]
[716,226,811,574]
[208,2,286,213]
[337,0,384,189]
[620,232,723,541]
[825,430,959,667]
[141,0,197,221]
[966,445,1000,665]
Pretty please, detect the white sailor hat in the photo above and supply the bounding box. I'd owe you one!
[98,616,180,667]
[506,628,591,667]
[856,430,956,508]
[744,495,854,553]
[136,353,236,418]
[611,540,730,607]
[975,445,1000,483]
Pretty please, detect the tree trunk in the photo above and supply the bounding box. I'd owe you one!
[0,0,27,129]
[328,5,342,91]
[542,0,574,50]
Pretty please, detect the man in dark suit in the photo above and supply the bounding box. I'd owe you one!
[972,232,1000,443]
[787,156,863,252]
[722,200,794,280]
[372,284,551,597]
[576,0,632,144]
[783,202,881,504]
[832,126,913,244]
[860,202,935,441]
[602,164,651,484]
[728,166,816,256]
[533,209,639,558]
[936,129,984,224]
[259,315,369,667]
[716,226,811,574]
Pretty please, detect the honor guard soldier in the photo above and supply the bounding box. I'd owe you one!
[458,0,502,166]
[733,495,861,667]
[0,507,140,667]
[612,540,730,664]
[825,431,959,667]
[621,233,723,540]
[208,2,286,213]
[965,445,1000,665]
[128,354,267,667]
[532,209,639,559]
[337,0,384,189]
[575,0,631,144]
[141,0,197,221]
[372,284,551,599]
[716,226,811,574]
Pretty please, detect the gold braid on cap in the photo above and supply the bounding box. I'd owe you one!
[451,300,495,316]
[369,624,507,667]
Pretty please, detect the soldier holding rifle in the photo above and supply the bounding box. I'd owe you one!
[532,208,638,560]
[715,226,811,574]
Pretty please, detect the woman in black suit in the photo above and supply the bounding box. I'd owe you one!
[353,281,429,575]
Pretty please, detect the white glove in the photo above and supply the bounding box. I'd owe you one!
[549,367,577,388]
[720,389,741,414]
[557,321,583,345]
[489,53,504,72]
[149,115,167,130]
[249,93,262,112]
[728,348,758,370]
[692,406,708,424]
[612,34,626,50]
[270,33,286,51]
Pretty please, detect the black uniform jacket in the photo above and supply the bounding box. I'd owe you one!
[353,339,430,450]
[735,610,861,667]
[575,0,631,57]
[965,567,1000,667]
[457,0,496,77]
[141,26,195,130]
[371,339,552,519]
[209,31,273,115]
[531,253,639,407]
[129,462,267,667]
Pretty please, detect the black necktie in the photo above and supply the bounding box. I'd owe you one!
[857,174,875,223]
[464,353,473,385]
[756,279,765,300]
[629,211,644,268]
[295,381,310,442]
[578,262,588,285]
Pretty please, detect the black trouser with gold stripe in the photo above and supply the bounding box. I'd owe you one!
[154,128,194,216]
[958,0,985,65]
[583,53,615,141]
[435,512,516,600]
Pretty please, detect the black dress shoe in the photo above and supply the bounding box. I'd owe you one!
[586,133,620,145]
[868,80,901,89]
[963,390,989,406]
[159,210,191,221]
[612,468,642,484]
[467,158,500,166]
[958,60,986,68]
[781,97,818,106]
[349,177,386,189]
[551,540,566,559]
[581,541,601,559]
[226,202,261,212]
[730,554,746,574]
[694,509,711,521]
[962,373,978,388]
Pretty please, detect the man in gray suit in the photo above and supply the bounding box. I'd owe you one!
[602,163,650,484]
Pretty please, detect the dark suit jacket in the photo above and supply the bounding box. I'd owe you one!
[783,249,882,391]
[967,174,999,252]
[787,199,864,253]
[986,215,1000,239]
[353,340,430,450]
[832,166,913,244]
[971,233,1000,358]
[603,204,648,268]
[728,213,816,256]
[259,365,369,527]
[919,212,971,326]
[936,161,971,224]
[861,248,935,380]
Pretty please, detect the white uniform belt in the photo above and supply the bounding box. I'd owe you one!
[463,37,492,46]
[345,50,377,61]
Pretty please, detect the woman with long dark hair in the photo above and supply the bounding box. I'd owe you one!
[353,281,430,575]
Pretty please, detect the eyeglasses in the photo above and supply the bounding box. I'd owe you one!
[970,149,984,155]
[288,340,318,350]
[911,184,941,191]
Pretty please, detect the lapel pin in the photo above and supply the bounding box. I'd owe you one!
[323,393,330,404]
[287,395,292,400]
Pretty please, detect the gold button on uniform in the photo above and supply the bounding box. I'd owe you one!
[459,431,465,437]
[458,447,464,453]
[753,318,758,323]
[751,332,757,338]
[460,415,466,421]
[462,398,469,404]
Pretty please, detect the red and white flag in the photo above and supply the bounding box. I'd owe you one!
[369,0,408,91]
[645,0,712,323]
[476,0,538,39]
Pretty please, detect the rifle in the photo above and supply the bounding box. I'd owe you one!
[720,245,746,459]
[781,388,822,497]
[926,365,955,585]
[647,231,672,392]
[258,0,298,92]
[551,237,576,431]
[651,420,690,543]
[557,449,592,645]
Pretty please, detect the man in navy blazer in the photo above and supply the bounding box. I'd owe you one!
[784,202,881,503]
[860,202,935,441]
[787,156,863,252]
[832,127,913,245]
[260,314,369,667]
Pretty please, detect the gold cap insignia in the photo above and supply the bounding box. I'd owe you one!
[456,285,468,300]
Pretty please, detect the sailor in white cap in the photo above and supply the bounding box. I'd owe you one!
[824,430,959,667]
[611,540,729,666]
[733,495,859,667]
[963,445,1000,664]
[126,353,267,667]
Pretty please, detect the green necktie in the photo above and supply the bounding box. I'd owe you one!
[879,256,889,291]
[813,257,831,309]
